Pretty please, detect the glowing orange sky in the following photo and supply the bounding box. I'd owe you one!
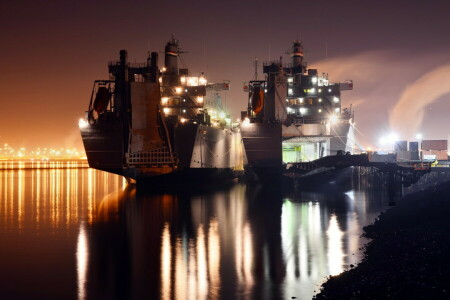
[1,0,450,149]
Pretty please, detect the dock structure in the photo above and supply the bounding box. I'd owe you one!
[286,153,431,186]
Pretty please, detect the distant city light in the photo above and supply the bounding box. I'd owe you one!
[379,136,387,146]
[0,143,86,160]
[379,132,399,147]
[388,133,398,143]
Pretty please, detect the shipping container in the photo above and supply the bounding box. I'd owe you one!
[395,140,408,151]
[422,140,448,151]
[422,150,448,160]
[409,141,419,152]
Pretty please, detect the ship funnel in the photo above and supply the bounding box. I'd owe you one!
[291,41,304,67]
[164,38,179,73]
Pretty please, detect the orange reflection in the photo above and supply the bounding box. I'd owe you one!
[76,222,89,300]
[0,161,124,231]
[208,219,221,298]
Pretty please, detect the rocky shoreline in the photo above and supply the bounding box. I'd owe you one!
[314,180,450,299]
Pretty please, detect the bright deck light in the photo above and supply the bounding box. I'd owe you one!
[78,119,88,129]
[330,115,338,124]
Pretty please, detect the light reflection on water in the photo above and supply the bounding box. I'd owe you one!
[0,164,387,299]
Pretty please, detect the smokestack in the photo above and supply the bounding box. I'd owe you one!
[119,50,128,82]
[150,52,158,83]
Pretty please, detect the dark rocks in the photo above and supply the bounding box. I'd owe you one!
[314,180,450,299]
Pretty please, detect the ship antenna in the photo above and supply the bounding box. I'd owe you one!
[254,57,258,80]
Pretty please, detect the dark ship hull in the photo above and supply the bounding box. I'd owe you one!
[79,38,245,183]
[240,123,283,181]
[80,122,124,175]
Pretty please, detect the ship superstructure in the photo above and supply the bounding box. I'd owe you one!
[79,37,245,182]
[241,40,355,178]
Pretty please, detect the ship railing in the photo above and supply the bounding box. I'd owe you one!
[108,60,149,68]
[127,147,177,167]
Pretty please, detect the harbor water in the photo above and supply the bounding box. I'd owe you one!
[0,161,389,299]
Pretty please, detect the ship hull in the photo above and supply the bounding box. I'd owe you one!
[80,122,124,175]
[81,123,245,182]
[240,123,283,181]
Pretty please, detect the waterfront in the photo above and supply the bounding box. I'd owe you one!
[0,162,390,299]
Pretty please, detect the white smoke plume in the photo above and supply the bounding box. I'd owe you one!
[311,51,450,146]
[389,64,450,139]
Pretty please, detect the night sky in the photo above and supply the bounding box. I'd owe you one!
[2,0,450,149]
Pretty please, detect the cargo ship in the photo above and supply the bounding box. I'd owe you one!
[79,37,246,183]
[240,40,355,180]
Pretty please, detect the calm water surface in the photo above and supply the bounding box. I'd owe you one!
[0,162,388,299]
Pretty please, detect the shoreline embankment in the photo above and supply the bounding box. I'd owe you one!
[314,179,450,299]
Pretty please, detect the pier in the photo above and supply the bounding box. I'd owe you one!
[285,153,431,187]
